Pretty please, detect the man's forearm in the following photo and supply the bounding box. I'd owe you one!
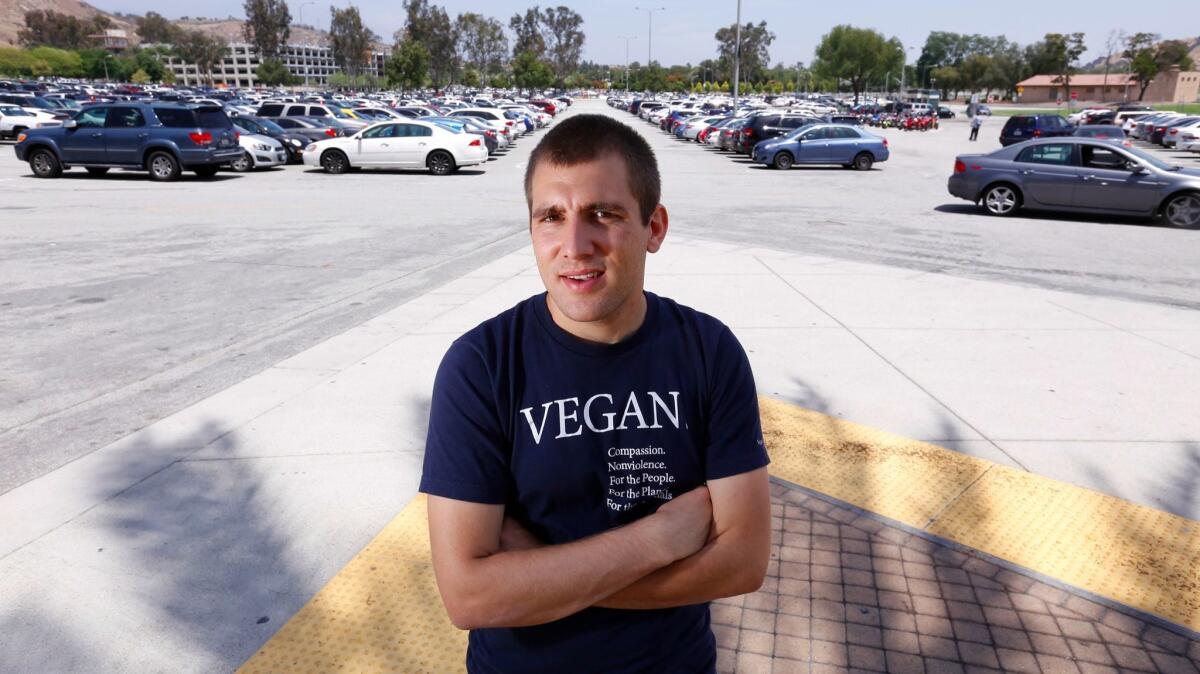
[446,516,672,629]
[594,531,766,610]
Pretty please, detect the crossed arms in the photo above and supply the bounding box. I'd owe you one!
[427,466,771,630]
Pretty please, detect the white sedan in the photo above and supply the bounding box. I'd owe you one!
[230,132,288,172]
[303,119,487,175]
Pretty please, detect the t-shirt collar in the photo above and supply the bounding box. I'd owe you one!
[532,290,659,357]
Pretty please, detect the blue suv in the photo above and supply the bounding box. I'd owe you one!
[14,103,242,181]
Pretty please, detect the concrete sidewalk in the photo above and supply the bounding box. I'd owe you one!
[1,235,1198,672]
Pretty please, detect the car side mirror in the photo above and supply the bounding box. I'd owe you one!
[63,119,77,129]
[1129,162,1147,174]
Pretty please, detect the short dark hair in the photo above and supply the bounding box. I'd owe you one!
[524,114,661,226]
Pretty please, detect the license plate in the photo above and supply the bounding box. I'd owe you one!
[1013,130,1023,136]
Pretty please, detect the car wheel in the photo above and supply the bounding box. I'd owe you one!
[427,150,455,176]
[86,167,109,176]
[193,165,219,178]
[1161,192,1200,229]
[147,151,181,182]
[321,150,349,174]
[853,152,874,171]
[230,152,253,172]
[772,152,794,170]
[29,149,62,178]
[981,184,1021,217]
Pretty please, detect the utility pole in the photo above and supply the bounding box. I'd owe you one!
[297,1,315,89]
[633,6,664,72]
[618,35,636,94]
[732,0,742,104]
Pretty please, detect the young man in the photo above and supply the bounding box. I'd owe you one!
[969,113,983,141]
[420,114,771,673]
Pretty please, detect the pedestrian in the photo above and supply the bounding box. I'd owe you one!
[970,113,983,141]
[420,114,772,674]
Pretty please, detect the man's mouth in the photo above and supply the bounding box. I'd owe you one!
[560,270,604,290]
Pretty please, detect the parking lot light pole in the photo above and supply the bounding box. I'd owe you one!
[732,0,742,104]
[633,6,664,69]
[618,35,636,94]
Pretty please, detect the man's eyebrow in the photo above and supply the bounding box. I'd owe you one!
[584,202,629,214]
[531,204,564,219]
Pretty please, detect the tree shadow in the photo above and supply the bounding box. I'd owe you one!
[0,606,90,672]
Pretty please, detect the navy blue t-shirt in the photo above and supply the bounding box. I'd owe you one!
[419,291,769,674]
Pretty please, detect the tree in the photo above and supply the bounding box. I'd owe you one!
[1124,34,1195,101]
[243,0,291,60]
[173,30,228,87]
[136,11,180,44]
[256,58,296,86]
[454,13,507,80]
[19,10,111,50]
[397,0,456,87]
[386,37,429,90]
[511,50,554,90]
[1155,40,1195,71]
[540,6,585,84]
[1027,33,1085,101]
[131,68,150,84]
[812,25,904,103]
[329,6,373,77]
[714,21,774,83]
[509,7,545,59]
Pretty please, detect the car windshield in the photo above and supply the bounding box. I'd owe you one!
[0,105,25,115]
[1120,144,1178,170]
[785,123,818,138]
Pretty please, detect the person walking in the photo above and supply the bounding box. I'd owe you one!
[969,113,983,141]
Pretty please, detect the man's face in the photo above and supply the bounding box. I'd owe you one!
[528,152,667,343]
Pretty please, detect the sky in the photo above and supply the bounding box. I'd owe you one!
[99,0,1197,67]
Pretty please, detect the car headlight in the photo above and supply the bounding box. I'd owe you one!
[253,143,272,152]
[288,138,302,146]
[305,144,319,152]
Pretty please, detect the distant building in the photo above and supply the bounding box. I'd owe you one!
[89,29,130,53]
[163,42,389,88]
[1016,66,1200,104]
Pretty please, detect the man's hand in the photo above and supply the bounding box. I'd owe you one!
[650,485,713,562]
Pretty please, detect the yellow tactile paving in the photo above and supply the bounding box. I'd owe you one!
[240,395,1200,672]
[237,495,468,674]
[759,395,1200,632]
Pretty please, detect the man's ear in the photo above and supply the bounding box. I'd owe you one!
[646,204,668,254]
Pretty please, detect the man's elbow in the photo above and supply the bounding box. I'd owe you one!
[732,559,769,596]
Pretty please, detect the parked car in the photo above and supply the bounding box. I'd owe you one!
[1160,117,1200,148]
[230,131,287,172]
[999,114,1072,146]
[937,106,956,119]
[752,123,890,170]
[947,137,1200,228]
[421,115,499,154]
[302,119,488,175]
[738,112,823,154]
[255,102,367,132]
[268,115,345,142]
[14,103,241,181]
[0,104,47,139]
[230,114,310,162]
[1072,125,1130,146]
[448,107,520,142]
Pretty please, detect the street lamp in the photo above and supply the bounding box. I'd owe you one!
[617,35,636,94]
[899,46,914,101]
[102,53,112,82]
[297,1,315,89]
[633,6,664,68]
[731,0,742,103]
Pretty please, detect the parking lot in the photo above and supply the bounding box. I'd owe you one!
[2,98,1200,494]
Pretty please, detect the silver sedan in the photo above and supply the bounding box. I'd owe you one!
[947,137,1200,228]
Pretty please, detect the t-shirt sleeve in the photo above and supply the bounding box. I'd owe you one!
[419,339,511,504]
[705,326,770,481]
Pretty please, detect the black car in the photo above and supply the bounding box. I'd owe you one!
[230,114,310,162]
[937,106,956,119]
[14,103,242,180]
[999,114,1072,146]
[266,115,345,142]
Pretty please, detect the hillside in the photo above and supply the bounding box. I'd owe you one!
[1,1,386,51]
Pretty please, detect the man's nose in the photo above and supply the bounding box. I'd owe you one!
[559,215,595,259]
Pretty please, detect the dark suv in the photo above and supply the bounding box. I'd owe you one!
[737,112,822,154]
[999,114,1072,146]
[14,103,242,180]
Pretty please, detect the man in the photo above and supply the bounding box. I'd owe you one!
[969,112,983,141]
[419,113,771,673]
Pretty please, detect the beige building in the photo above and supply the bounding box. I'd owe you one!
[1016,66,1200,104]
[164,42,389,88]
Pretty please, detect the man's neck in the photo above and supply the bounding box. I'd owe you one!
[546,291,648,345]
